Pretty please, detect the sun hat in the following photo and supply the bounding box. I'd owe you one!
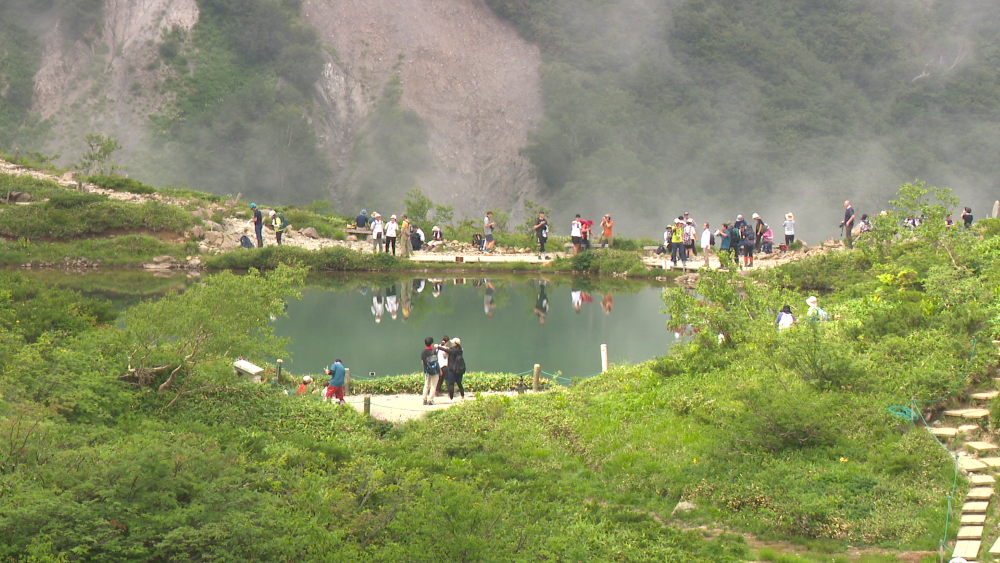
[373,212,380,218]
[737,214,743,220]
[432,226,440,231]
[269,210,276,217]
[686,219,694,224]
[752,213,760,219]
[390,214,397,219]
[674,218,683,224]
[806,296,818,307]
[303,375,313,384]
[451,337,461,345]
[684,211,690,215]
[786,212,794,220]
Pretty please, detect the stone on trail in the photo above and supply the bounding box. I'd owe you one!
[954,539,981,559]
[978,456,1000,467]
[970,390,1000,400]
[943,408,990,419]
[966,487,994,500]
[190,226,205,239]
[971,474,996,485]
[991,535,1000,554]
[302,227,319,239]
[347,235,358,242]
[962,501,989,513]
[959,458,988,472]
[152,255,174,264]
[929,427,960,438]
[959,424,981,435]
[191,209,205,218]
[204,220,222,231]
[671,501,697,517]
[966,441,999,454]
[204,231,224,245]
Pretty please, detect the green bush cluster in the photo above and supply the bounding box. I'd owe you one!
[204,244,398,271]
[85,174,157,194]
[0,198,194,238]
[0,234,191,267]
[347,372,550,395]
[570,248,646,275]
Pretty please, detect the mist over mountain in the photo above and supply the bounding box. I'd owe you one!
[0,0,997,242]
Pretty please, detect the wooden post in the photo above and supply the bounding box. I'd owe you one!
[601,344,608,373]
[363,396,371,415]
[533,364,541,392]
[344,368,351,396]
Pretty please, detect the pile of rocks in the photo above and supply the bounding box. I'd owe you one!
[142,255,204,271]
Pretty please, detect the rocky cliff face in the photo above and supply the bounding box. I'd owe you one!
[305,0,544,215]
[32,0,199,156]
[28,0,544,217]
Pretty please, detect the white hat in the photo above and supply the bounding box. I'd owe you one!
[674,218,683,224]
[432,226,440,231]
[806,296,818,307]
[737,214,743,220]
[451,337,461,345]
[303,375,313,384]
[390,214,397,220]
[752,213,760,219]
[269,210,276,217]
[373,211,380,218]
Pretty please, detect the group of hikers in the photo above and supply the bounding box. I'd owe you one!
[242,202,289,248]
[354,209,444,256]
[650,210,795,269]
[773,295,832,331]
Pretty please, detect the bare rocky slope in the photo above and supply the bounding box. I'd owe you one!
[28,0,544,218]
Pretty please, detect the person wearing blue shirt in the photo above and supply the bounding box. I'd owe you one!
[356,209,368,230]
[324,359,347,404]
[250,202,263,248]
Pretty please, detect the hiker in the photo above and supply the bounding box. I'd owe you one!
[783,213,795,246]
[436,335,451,396]
[701,222,714,259]
[581,219,592,251]
[717,222,731,269]
[239,229,255,249]
[428,226,444,249]
[324,359,347,404]
[385,215,399,255]
[400,215,411,257]
[684,218,697,258]
[962,207,973,228]
[805,295,830,321]
[859,214,872,234]
[740,223,756,267]
[355,209,368,230]
[250,202,263,247]
[775,304,795,330]
[446,338,466,400]
[534,212,549,259]
[370,212,385,253]
[945,213,954,228]
[761,224,774,254]
[670,218,685,267]
[534,280,548,324]
[570,214,583,254]
[296,375,313,395]
[599,214,614,248]
[840,200,856,249]
[753,213,766,254]
[728,222,742,268]
[657,224,670,255]
[483,211,497,252]
[421,336,441,405]
[269,210,288,245]
[733,214,747,232]
[411,225,425,251]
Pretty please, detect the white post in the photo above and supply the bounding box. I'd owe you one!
[601,343,608,373]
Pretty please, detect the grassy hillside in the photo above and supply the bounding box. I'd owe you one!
[0,183,995,560]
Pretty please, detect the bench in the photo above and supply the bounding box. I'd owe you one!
[345,228,371,240]
[233,359,265,382]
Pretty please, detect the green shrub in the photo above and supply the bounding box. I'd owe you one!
[203,245,398,272]
[348,372,549,395]
[85,174,157,194]
[2,199,193,237]
[45,191,108,208]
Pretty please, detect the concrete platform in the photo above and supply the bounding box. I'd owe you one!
[955,539,981,559]
[971,390,1000,400]
[967,487,994,500]
[962,501,989,513]
[960,458,989,472]
[962,513,987,524]
[967,441,999,453]
[971,474,996,485]
[959,525,985,539]
[930,427,960,437]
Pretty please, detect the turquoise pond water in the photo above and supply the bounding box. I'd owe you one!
[271,275,681,379]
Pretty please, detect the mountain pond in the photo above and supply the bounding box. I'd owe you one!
[272,274,681,379]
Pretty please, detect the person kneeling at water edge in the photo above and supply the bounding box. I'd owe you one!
[324,360,346,404]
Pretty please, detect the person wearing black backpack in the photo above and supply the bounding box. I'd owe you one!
[420,336,441,405]
[446,338,466,401]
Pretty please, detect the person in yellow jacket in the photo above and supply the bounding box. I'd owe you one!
[670,217,686,267]
[269,210,288,245]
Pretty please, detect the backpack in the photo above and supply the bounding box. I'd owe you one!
[240,235,255,249]
[423,353,441,376]
[275,215,288,231]
[709,232,716,247]
[451,352,466,376]
[472,233,485,250]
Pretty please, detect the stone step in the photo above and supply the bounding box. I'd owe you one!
[962,501,989,513]
[990,536,1000,554]
[967,441,999,454]
[971,474,996,486]
[960,424,982,435]
[978,457,1000,468]
[971,390,1000,400]
[943,408,991,419]
[930,427,960,438]
[960,458,989,472]
[955,539,981,559]
[962,513,987,525]
[967,487,994,500]
[959,525,985,539]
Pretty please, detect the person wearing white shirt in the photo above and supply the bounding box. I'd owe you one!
[385,215,399,255]
[370,213,384,253]
[570,214,583,254]
[701,222,713,259]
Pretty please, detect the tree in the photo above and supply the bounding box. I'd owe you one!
[76,133,121,176]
